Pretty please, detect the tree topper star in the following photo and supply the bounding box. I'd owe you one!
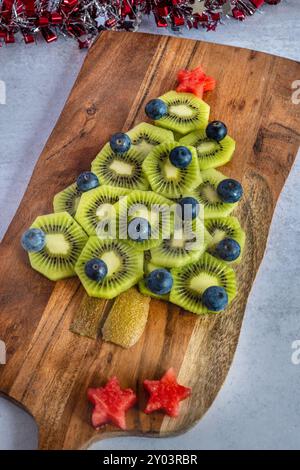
[176,66,216,98]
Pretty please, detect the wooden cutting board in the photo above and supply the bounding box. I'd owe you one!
[0,32,299,450]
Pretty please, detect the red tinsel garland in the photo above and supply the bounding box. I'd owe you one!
[0,0,282,48]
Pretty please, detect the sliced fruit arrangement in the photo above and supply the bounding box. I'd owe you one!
[22,65,246,350]
[150,219,210,269]
[146,91,210,135]
[75,237,143,298]
[53,171,100,216]
[188,169,240,218]
[169,252,237,314]
[126,122,174,158]
[91,143,149,190]
[53,183,83,217]
[143,141,202,199]
[179,122,235,170]
[75,185,130,235]
[205,216,245,263]
[22,211,88,281]
[116,189,172,251]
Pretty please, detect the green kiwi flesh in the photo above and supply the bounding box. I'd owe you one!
[116,190,172,251]
[150,220,210,268]
[75,237,144,298]
[179,127,236,170]
[142,141,202,199]
[170,252,237,315]
[127,122,174,158]
[205,216,246,263]
[189,169,238,218]
[91,143,149,190]
[154,91,210,135]
[75,185,130,235]
[53,183,82,217]
[29,212,88,281]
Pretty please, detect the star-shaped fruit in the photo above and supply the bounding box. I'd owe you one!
[87,376,137,430]
[143,368,191,417]
[176,66,216,99]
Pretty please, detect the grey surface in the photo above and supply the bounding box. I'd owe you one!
[0,0,299,450]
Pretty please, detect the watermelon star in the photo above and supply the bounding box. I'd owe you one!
[143,368,191,417]
[87,376,137,430]
[176,66,216,99]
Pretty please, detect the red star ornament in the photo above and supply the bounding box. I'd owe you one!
[143,368,191,417]
[87,376,137,430]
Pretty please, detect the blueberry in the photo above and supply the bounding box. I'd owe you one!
[146,268,173,295]
[206,121,227,142]
[217,179,243,203]
[145,99,168,120]
[178,197,200,220]
[169,146,192,169]
[77,172,99,192]
[110,132,131,154]
[84,258,108,281]
[128,217,151,242]
[202,286,228,312]
[21,228,46,252]
[215,238,241,262]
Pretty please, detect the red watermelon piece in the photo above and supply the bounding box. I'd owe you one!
[143,368,191,417]
[87,376,137,430]
[176,66,216,98]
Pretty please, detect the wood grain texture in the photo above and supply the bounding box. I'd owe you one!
[0,32,299,450]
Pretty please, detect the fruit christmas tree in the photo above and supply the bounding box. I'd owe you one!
[21,66,245,348]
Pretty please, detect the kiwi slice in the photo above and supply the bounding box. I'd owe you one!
[116,190,172,251]
[143,250,153,272]
[143,251,161,275]
[75,237,143,298]
[179,127,236,170]
[53,183,82,217]
[91,143,149,190]
[142,142,202,199]
[138,257,169,300]
[75,185,130,236]
[170,252,237,315]
[150,219,210,268]
[28,212,88,281]
[126,122,174,158]
[205,216,246,263]
[153,91,210,135]
[189,169,238,218]
[102,287,150,348]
